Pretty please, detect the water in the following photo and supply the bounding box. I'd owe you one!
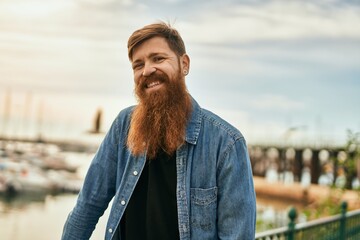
[0,193,109,240]
[0,150,300,239]
[0,150,109,240]
[256,196,306,232]
[0,193,298,239]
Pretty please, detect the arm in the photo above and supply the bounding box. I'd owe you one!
[217,137,256,240]
[61,117,120,240]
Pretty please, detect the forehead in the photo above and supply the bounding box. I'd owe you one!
[132,37,175,61]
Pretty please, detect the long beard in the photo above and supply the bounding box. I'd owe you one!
[126,70,191,159]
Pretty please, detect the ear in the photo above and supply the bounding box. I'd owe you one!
[181,54,190,74]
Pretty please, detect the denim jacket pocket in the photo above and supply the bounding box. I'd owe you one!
[190,187,218,232]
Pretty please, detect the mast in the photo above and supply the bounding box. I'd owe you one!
[1,89,11,139]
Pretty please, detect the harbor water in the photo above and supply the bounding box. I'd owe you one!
[0,151,300,239]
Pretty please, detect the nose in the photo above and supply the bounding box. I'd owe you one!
[142,63,156,77]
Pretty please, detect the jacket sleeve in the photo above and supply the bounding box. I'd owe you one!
[61,115,120,240]
[217,137,256,240]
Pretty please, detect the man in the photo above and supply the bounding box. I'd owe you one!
[62,22,256,240]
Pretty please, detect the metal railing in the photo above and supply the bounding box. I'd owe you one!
[255,202,360,240]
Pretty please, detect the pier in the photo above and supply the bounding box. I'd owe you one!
[249,144,360,190]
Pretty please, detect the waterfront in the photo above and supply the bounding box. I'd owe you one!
[0,144,318,240]
[0,150,107,240]
[0,193,108,240]
[0,149,301,239]
[12,142,360,239]
[0,191,298,240]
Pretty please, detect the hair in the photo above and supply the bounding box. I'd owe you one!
[127,22,186,60]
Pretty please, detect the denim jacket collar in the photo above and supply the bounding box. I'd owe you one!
[184,96,202,145]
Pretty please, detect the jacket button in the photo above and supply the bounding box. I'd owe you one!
[108,228,113,233]
[133,170,138,176]
[121,200,126,205]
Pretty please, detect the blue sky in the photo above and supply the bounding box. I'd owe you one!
[0,0,359,146]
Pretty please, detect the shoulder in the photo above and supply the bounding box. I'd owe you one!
[114,105,135,123]
[188,97,245,144]
[200,108,244,141]
[107,105,136,136]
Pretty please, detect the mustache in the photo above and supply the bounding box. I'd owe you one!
[138,72,169,89]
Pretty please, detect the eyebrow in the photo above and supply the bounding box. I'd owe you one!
[132,52,168,64]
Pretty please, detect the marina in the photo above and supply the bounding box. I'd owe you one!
[0,141,85,196]
[0,140,294,239]
[0,187,294,240]
[0,140,359,239]
[0,147,98,240]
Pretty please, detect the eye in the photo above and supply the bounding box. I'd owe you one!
[132,63,143,70]
[153,56,165,63]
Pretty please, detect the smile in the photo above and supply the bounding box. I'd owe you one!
[146,81,161,88]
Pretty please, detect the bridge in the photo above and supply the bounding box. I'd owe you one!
[248,144,360,190]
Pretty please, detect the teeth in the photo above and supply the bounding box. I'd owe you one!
[147,81,160,88]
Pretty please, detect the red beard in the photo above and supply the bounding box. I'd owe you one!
[127,70,191,159]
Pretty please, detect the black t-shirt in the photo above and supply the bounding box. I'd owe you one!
[115,150,179,240]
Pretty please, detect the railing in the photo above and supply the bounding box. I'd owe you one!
[255,202,360,240]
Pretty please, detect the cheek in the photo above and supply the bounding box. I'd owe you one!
[134,73,142,85]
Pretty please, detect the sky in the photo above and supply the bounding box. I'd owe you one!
[0,0,360,147]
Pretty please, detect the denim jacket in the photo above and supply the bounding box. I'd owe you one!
[62,97,256,240]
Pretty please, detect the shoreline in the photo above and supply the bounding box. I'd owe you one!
[254,176,360,210]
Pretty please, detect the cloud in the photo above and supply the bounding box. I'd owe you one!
[180,1,360,44]
[0,0,358,144]
[249,94,305,111]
